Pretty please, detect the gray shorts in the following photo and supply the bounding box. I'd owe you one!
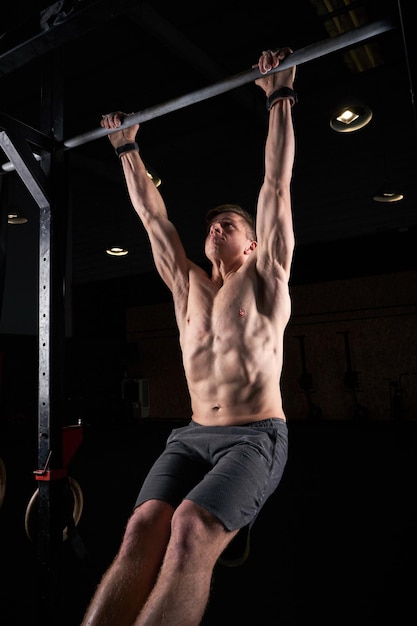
[134,418,288,531]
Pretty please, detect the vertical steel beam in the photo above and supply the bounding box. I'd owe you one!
[35,49,68,625]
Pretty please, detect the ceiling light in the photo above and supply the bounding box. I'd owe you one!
[330,104,372,133]
[7,212,28,224]
[106,246,129,257]
[145,165,161,187]
[336,109,359,125]
[373,188,404,203]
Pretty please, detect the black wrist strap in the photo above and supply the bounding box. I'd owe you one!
[115,142,139,157]
[266,87,297,110]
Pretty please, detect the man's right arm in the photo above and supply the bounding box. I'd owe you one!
[120,149,189,293]
[101,112,189,293]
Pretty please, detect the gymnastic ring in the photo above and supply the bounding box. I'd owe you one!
[0,457,6,510]
[24,476,84,542]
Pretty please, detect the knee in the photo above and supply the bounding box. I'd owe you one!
[119,500,173,557]
[169,500,223,562]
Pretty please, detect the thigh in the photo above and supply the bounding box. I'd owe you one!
[134,443,209,510]
[186,425,287,531]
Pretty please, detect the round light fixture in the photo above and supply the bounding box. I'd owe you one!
[373,190,404,203]
[7,212,28,224]
[330,104,373,133]
[105,246,129,256]
[146,165,161,187]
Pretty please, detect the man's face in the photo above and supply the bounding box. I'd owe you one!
[205,211,254,261]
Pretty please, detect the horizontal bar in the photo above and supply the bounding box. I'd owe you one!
[64,19,395,150]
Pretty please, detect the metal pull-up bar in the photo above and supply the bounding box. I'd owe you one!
[64,19,396,150]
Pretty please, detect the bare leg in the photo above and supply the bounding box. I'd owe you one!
[134,499,238,626]
[81,500,174,626]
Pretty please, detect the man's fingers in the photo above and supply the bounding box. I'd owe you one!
[258,49,279,74]
[258,47,294,75]
[100,112,122,128]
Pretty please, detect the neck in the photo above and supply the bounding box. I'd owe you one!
[211,263,240,288]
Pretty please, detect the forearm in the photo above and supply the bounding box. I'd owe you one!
[256,98,296,274]
[119,149,168,227]
[264,99,295,189]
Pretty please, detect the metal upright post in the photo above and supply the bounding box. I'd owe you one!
[35,49,68,625]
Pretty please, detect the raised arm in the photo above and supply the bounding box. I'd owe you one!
[255,48,296,279]
[101,112,189,294]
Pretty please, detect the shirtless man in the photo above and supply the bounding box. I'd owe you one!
[82,47,296,626]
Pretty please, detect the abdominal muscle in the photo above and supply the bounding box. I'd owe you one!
[179,273,289,426]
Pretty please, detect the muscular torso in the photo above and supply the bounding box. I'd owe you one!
[174,258,291,426]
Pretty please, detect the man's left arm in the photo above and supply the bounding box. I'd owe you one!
[255,49,296,279]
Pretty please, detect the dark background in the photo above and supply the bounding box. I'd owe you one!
[0,2,416,625]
